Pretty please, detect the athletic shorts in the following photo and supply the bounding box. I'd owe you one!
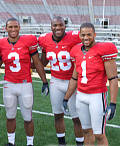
[76,90,108,134]
[3,81,33,121]
[50,76,78,118]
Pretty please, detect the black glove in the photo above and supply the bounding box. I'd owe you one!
[63,99,69,115]
[42,82,49,96]
[106,103,116,121]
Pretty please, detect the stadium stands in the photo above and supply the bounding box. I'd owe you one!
[0,0,120,25]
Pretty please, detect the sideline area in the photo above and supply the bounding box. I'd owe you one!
[0,68,51,80]
[0,68,120,86]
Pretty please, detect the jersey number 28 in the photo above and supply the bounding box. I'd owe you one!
[47,51,72,71]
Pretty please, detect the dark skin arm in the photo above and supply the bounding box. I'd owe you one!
[31,52,49,69]
[0,60,3,67]
[64,64,78,100]
[40,52,49,67]
[32,53,47,83]
[104,59,118,103]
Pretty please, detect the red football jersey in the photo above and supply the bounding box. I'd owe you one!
[38,31,81,80]
[70,42,118,93]
[0,35,38,83]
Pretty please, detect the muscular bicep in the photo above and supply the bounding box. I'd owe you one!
[104,60,118,78]
[41,52,49,67]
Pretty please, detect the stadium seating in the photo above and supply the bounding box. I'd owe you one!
[0,0,120,25]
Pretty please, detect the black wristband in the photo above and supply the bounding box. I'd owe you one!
[71,76,77,81]
[108,76,118,81]
[110,102,116,107]
[43,82,48,85]
[63,99,68,102]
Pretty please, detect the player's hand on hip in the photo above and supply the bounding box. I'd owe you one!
[105,103,116,121]
[63,99,70,116]
[41,82,49,96]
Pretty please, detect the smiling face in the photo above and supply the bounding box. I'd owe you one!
[6,20,20,42]
[80,27,96,50]
[51,17,66,41]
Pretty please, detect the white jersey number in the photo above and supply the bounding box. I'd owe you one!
[47,51,72,71]
[81,60,88,84]
[8,52,21,72]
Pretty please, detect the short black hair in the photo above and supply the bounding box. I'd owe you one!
[52,16,64,21]
[6,17,20,27]
[51,16,65,24]
[80,22,95,32]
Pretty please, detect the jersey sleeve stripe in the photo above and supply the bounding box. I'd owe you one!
[101,53,118,58]
[29,44,38,50]
[102,57,117,60]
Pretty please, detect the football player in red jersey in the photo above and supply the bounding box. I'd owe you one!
[63,22,118,146]
[0,18,49,146]
[38,16,84,146]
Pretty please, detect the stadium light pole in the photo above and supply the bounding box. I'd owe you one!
[88,0,94,24]
[102,0,106,28]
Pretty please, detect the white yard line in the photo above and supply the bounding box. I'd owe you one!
[0,104,120,129]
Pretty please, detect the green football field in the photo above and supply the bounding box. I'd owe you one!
[0,76,120,146]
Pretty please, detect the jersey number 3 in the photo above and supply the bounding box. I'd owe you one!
[8,52,21,72]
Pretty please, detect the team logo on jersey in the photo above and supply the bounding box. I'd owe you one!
[62,46,67,48]
[17,47,22,50]
[88,56,94,59]
[72,31,79,35]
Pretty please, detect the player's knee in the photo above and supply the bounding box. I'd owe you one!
[6,110,16,119]
[22,96,33,109]
[21,102,33,121]
[3,96,15,108]
[54,113,64,121]
[21,108,32,121]
[22,113,32,122]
